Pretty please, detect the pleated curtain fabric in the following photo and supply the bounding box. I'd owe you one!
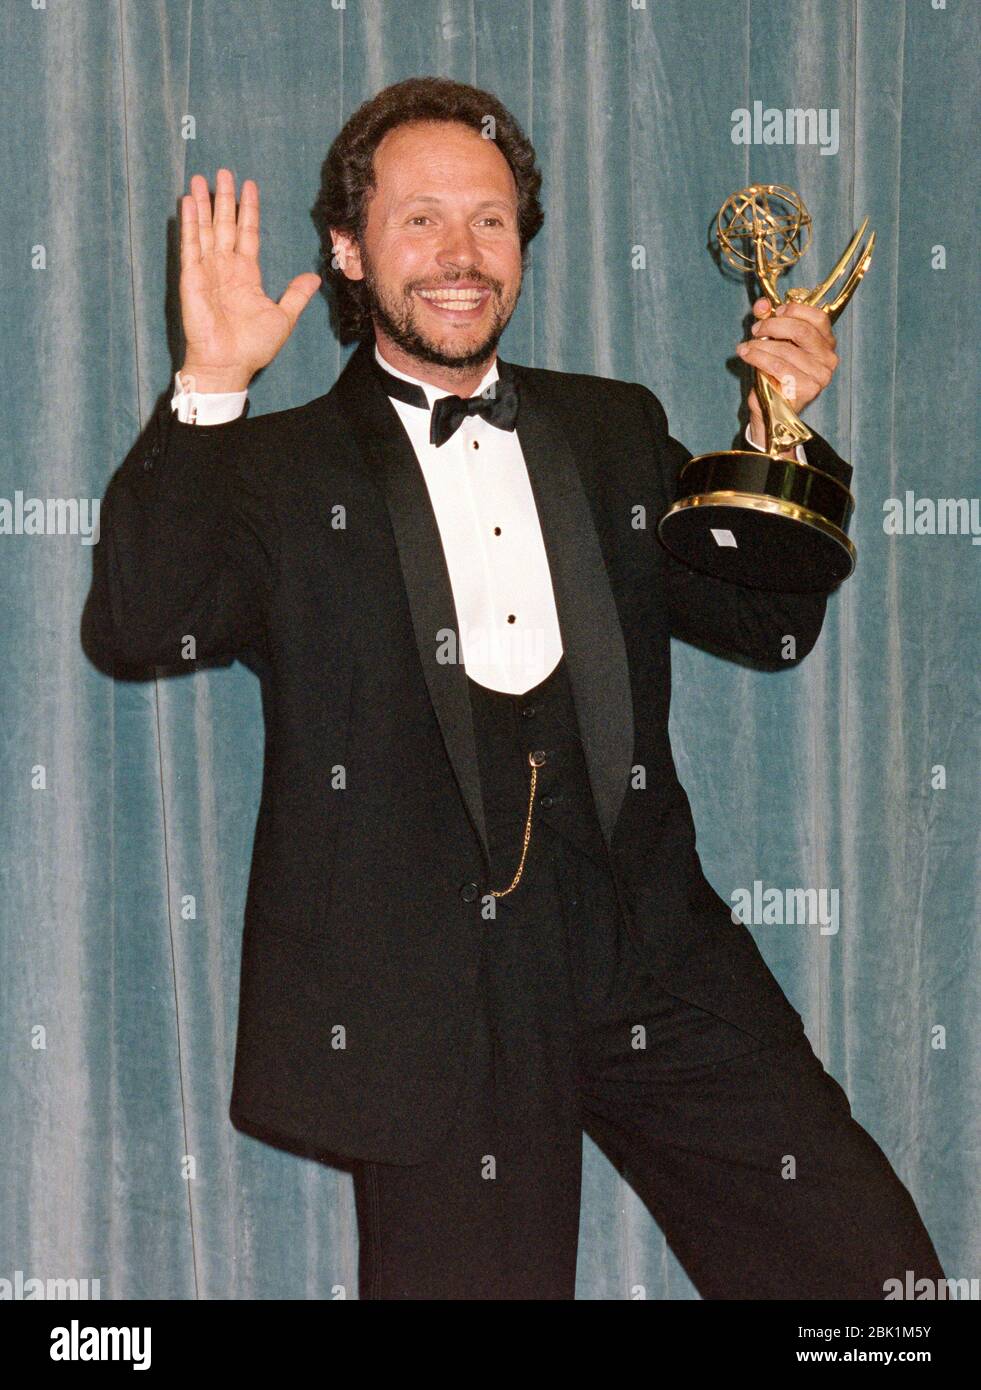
[0,0,976,1299]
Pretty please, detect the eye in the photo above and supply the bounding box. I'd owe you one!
[407,216,433,226]
[478,217,504,227]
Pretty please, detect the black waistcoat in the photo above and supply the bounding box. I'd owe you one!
[465,653,613,884]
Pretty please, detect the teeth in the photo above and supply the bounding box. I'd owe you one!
[417,289,484,304]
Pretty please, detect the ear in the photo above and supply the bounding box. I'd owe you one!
[329,229,364,281]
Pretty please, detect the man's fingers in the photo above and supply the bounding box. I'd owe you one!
[277,273,322,330]
[742,336,827,387]
[773,301,836,346]
[751,312,833,357]
[189,173,214,257]
[235,179,260,260]
[179,194,201,269]
[738,339,826,398]
[750,318,838,375]
[213,167,238,254]
[184,171,259,262]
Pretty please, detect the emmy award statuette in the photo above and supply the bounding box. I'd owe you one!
[657,184,875,592]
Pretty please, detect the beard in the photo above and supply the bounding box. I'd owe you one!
[358,247,520,371]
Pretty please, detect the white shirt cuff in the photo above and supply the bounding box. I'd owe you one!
[171,371,248,425]
[744,422,807,465]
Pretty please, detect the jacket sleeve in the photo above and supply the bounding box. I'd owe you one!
[635,382,852,666]
[82,394,277,668]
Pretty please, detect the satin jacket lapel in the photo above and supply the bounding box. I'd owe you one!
[506,363,635,851]
[332,343,490,868]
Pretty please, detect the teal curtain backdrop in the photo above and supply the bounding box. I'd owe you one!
[1,0,977,1300]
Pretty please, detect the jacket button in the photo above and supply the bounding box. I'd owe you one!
[539,795,554,809]
[520,704,537,718]
[460,882,480,903]
[142,457,154,471]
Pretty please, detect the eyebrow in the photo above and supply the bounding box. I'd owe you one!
[395,195,513,213]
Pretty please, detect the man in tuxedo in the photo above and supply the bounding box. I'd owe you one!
[84,76,944,1300]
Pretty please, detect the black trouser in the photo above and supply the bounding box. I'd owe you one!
[353,661,944,1299]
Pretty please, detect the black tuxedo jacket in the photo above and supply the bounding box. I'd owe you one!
[84,339,851,1165]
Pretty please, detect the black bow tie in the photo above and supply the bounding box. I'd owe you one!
[371,355,520,448]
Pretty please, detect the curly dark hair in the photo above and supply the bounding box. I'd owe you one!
[311,76,544,343]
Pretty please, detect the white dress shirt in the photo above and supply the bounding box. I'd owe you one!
[170,355,807,694]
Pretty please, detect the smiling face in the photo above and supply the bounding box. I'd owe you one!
[331,120,524,379]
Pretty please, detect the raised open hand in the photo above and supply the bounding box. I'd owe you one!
[178,168,321,393]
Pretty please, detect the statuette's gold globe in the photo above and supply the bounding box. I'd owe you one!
[716,183,812,275]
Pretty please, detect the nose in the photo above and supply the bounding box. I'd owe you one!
[434,219,481,273]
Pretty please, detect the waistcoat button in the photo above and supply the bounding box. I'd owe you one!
[460,881,480,903]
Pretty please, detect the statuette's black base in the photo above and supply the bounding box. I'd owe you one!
[657,450,856,593]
